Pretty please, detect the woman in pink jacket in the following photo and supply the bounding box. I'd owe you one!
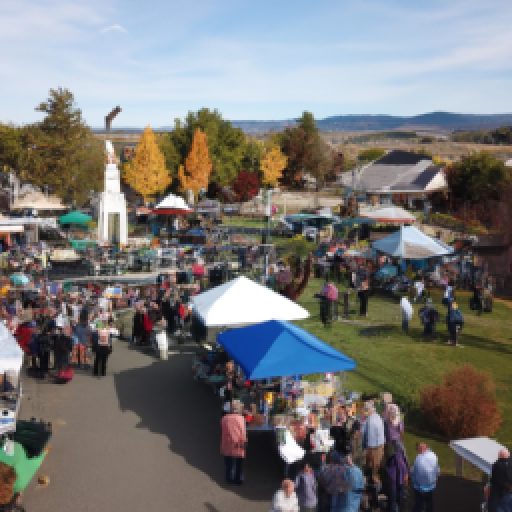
[220,400,247,485]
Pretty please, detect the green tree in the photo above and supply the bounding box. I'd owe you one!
[0,124,23,172]
[157,133,181,184]
[241,138,264,173]
[447,152,510,205]
[279,111,333,188]
[19,88,103,205]
[161,108,246,186]
[124,126,171,202]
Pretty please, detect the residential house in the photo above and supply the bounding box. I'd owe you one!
[340,150,447,208]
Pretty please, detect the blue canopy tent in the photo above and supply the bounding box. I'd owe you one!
[217,320,356,380]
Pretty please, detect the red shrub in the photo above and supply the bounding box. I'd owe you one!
[420,364,501,438]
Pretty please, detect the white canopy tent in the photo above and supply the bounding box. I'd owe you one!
[450,437,507,476]
[0,321,23,373]
[361,206,416,224]
[153,193,192,214]
[11,190,67,211]
[372,225,453,259]
[191,276,310,327]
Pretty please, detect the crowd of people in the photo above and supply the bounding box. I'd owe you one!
[4,282,118,380]
[220,396,443,512]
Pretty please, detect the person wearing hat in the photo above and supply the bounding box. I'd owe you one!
[446,302,464,346]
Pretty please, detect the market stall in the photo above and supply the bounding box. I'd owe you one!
[449,436,507,476]
[217,320,355,380]
[372,225,453,259]
[192,275,309,327]
[211,320,356,465]
[0,322,23,436]
[361,206,416,225]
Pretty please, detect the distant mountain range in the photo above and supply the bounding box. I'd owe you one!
[233,112,512,133]
[94,111,512,135]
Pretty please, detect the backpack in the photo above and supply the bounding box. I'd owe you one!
[429,309,439,323]
[450,309,463,325]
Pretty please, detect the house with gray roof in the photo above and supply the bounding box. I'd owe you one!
[340,150,447,206]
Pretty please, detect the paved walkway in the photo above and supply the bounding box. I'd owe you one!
[21,341,280,512]
[18,340,484,512]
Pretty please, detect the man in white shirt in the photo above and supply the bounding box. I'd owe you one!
[271,479,299,512]
[414,278,425,303]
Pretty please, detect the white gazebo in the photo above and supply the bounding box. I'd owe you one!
[191,275,310,327]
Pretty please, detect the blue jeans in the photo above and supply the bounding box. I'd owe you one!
[331,493,344,512]
[224,456,243,484]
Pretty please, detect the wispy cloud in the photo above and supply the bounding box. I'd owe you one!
[100,23,127,34]
[1,0,512,125]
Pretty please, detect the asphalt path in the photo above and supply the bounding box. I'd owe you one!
[20,341,281,512]
[18,339,483,512]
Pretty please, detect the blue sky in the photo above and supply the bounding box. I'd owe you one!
[1,0,511,126]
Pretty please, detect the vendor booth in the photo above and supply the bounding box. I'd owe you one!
[361,206,416,225]
[373,225,453,259]
[0,322,23,436]
[153,193,192,215]
[450,437,507,476]
[0,321,49,497]
[217,320,355,380]
[208,320,357,465]
[192,275,309,327]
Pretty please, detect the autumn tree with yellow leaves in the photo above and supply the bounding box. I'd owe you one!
[260,145,287,187]
[123,126,171,202]
[178,128,212,197]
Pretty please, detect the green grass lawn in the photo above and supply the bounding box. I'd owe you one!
[222,215,266,228]
[221,216,275,229]
[295,278,512,477]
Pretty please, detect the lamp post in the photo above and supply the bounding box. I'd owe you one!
[262,188,272,280]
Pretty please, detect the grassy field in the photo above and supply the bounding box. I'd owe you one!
[221,216,278,229]
[321,135,512,163]
[295,277,512,476]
